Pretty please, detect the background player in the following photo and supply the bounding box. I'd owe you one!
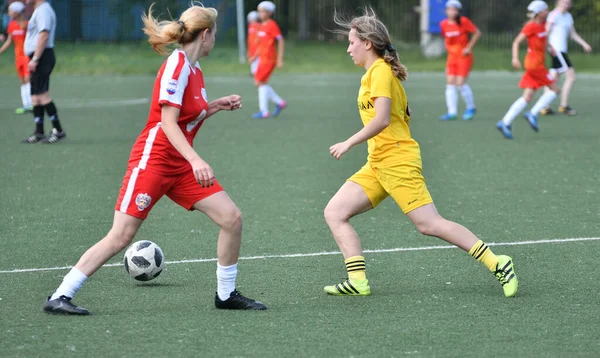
[0,1,32,114]
[247,10,259,76]
[324,7,518,298]
[43,4,267,315]
[251,1,286,119]
[439,0,481,121]
[540,0,592,116]
[496,1,559,140]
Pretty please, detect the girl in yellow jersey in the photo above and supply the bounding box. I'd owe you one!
[324,8,518,298]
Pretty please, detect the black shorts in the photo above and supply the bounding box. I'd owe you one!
[28,48,56,95]
[550,52,573,73]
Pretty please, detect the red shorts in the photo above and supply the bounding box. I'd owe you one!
[15,56,29,79]
[115,167,223,220]
[446,55,473,77]
[254,61,276,83]
[519,68,554,90]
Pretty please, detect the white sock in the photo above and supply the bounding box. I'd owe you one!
[531,91,557,116]
[445,84,458,115]
[258,85,269,115]
[459,84,475,110]
[266,84,283,105]
[20,84,32,108]
[502,97,528,126]
[216,263,238,301]
[50,267,88,300]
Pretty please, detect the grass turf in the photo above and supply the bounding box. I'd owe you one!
[1,71,600,357]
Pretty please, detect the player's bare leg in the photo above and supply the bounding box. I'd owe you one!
[323,181,373,296]
[559,68,576,115]
[194,192,266,309]
[44,212,144,315]
[406,203,518,297]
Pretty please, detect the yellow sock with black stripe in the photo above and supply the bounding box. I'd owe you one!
[468,240,499,272]
[345,256,366,281]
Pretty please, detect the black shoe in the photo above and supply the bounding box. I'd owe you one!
[21,133,45,143]
[214,290,267,310]
[559,105,577,116]
[41,128,66,144]
[540,107,555,116]
[43,296,90,315]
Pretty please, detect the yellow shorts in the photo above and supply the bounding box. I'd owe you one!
[348,161,433,213]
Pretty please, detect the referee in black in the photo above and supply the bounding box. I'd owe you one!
[22,0,65,144]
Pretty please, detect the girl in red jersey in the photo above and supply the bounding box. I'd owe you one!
[439,0,481,121]
[496,1,559,139]
[0,1,32,114]
[247,10,260,76]
[251,1,286,119]
[43,4,267,315]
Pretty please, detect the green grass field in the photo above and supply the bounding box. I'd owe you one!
[1,69,600,357]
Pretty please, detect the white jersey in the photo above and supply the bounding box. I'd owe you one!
[24,1,56,55]
[547,9,574,53]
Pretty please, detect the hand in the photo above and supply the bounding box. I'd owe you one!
[28,59,38,73]
[190,157,215,188]
[276,59,284,69]
[511,58,522,70]
[462,47,472,56]
[0,34,5,42]
[218,95,242,111]
[329,141,352,160]
[583,43,592,53]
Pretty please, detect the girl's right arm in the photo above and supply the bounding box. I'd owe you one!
[0,35,12,55]
[160,106,214,187]
[511,33,526,69]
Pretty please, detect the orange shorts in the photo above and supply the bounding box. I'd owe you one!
[519,68,554,90]
[254,60,276,83]
[446,55,473,77]
[115,167,223,220]
[15,56,29,79]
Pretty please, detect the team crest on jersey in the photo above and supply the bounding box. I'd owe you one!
[201,88,208,102]
[166,79,178,95]
[135,193,152,211]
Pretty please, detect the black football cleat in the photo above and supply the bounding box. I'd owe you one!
[43,296,90,315]
[21,133,45,143]
[214,290,267,310]
[41,128,66,144]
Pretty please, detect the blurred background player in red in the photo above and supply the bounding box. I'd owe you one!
[43,4,267,315]
[251,1,286,119]
[439,0,481,121]
[496,0,559,140]
[0,1,33,114]
[247,10,259,76]
[540,0,592,116]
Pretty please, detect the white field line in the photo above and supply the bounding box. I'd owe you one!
[0,98,149,110]
[1,237,598,274]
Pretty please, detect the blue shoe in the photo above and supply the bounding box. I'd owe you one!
[496,121,513,139]
[271,100,287,118]
[524,112,539,132]
[463,108,476,120]
[252,111,270,119]
[439,113,458,121]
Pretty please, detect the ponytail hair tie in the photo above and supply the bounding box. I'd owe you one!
[177,20,186,31]
[386,44,396,52]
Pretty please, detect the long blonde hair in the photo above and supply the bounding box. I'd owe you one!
[334,7,408,81]
[142,3,218,55]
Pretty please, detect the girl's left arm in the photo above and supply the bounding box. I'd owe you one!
[465,28,482,53]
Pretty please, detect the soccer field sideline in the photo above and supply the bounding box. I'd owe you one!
[1,236,598,274]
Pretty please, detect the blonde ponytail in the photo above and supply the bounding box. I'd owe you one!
[383,48,408,82]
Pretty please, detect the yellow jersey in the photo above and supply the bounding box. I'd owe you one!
[357,58,421,166]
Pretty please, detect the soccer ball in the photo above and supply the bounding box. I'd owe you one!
[123,240,164,281]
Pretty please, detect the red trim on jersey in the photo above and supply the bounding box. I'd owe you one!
[158,100,182,109]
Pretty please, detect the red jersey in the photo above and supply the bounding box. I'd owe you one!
[7,20,27,58]
[521,21,548,71]
[247,22,260,57]
[128,49,209,175]
[256,19,282,64]
[440,17,478,58]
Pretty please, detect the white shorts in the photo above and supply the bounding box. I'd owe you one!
[250,58,259,75]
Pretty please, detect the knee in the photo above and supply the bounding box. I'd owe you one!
[523,93,534,103]
[415,217,444,237]
[219,206,243,233]
[324,204,347,226]
[107,225,137,251]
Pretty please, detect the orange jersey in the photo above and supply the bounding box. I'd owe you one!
[521,21,548,71]
[247,22,260,57]
[440,17,478,58]
[7,20,27,58]
[256,19,282,64]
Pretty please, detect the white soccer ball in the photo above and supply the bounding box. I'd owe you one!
[123,240,164,281]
